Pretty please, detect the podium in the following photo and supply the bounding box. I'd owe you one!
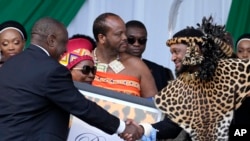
[67,82,163,141]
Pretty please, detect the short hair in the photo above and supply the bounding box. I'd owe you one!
[31,17,65,38]
[70,34,96,50]
[0,20,27,40]
[173,28,204,38]
[125,20,147,33]
[92,12,119,42]
[167,28,204,47]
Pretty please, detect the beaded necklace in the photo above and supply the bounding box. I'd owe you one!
[93,48,124,73]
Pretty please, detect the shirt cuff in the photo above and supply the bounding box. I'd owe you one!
[139,123,153,137]
[116,119,126,134]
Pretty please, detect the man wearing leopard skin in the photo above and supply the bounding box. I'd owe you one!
[139,17,250,141]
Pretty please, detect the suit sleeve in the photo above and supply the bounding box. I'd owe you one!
[152,116,183,139]
[44,65,120,134]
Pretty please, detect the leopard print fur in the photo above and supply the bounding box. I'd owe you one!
[155,58,250,141]
[167,37,203,46]
[213,37,233,58]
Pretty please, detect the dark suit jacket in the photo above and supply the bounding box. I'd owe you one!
[152,116,191,140]
[229,97,250,140]
[0,45,120,141]
[142,59,174,91]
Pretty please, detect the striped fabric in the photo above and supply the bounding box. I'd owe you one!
[92,71,141,97]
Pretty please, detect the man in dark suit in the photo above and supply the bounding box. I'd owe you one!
[0,17,141,141]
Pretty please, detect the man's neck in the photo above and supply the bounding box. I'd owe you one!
[94,47,120,64]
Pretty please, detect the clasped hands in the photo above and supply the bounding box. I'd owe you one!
[119,119,157,141]
[118,119,144,141]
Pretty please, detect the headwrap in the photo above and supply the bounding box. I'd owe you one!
[59,38,94,70]
[166,16,234,81]
[0,20,27,40]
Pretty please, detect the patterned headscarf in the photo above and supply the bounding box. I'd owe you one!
[59,38,94,70]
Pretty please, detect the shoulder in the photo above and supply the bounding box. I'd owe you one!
[119,53,151,77]
[218,58,250,68]
[121,53,145,66]
[47,62,70,76]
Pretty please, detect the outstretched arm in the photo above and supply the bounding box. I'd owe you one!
[152,116,183,139]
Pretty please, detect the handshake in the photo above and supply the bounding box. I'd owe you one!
[118,119,157,141]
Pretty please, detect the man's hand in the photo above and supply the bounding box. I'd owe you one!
[140,123,157,141]
[119,119,144,141]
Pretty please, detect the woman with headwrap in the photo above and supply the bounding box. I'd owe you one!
[60,34,96,84]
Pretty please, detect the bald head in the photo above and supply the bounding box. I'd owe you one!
[31,17,67,42]
[31,17,68,60]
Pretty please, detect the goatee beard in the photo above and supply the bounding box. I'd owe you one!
[175,65,193,77]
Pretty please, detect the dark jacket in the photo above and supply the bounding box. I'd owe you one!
[229,97,250,141]
[0,45,120,141]
[143,59,174,91]
[152,116,192,140]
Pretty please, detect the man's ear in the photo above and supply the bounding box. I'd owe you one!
[98,33,106,44]
[47,34,56,47]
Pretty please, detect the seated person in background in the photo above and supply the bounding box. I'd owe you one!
[235,33,250,59]
[91,12,157,98]
[125,20,174,91]
[60,34,96,84]
[0,20,27,66]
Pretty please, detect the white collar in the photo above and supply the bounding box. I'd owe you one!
[32,44,50,56]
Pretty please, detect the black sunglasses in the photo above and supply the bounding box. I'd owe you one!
[73,65,97,75]
[127,37,147,45]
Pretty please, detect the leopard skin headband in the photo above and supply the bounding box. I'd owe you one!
[167,37,204,66]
